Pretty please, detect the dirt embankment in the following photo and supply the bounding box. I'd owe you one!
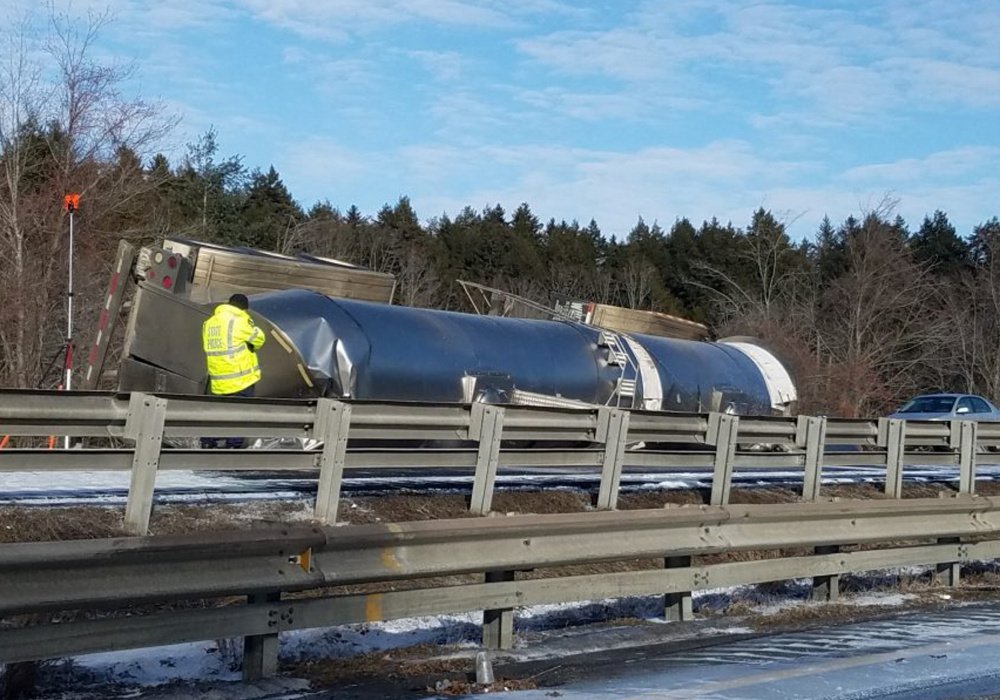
[1,481,983,543]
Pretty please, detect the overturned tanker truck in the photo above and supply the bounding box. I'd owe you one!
[107,239,796,416]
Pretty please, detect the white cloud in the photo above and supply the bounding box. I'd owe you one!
[842,147,1000,184]
[407,50,466,82]
[374,138,996,241]
[235,0,515,39]
[516,29,672,82]
[887,58,1000,110]
[279,138,375,196]
[514,0,1000,131]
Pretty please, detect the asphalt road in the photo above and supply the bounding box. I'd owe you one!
[436,602,1000,700]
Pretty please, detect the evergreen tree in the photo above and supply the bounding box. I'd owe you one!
[910,210,968,276]
[239,165,303,251]
[969,217,1000,267]
[170,128,246,242]
[813,215,848,284]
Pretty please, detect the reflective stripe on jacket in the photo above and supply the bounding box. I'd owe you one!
[202,303,266,395]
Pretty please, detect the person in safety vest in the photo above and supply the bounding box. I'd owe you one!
[201,293,266,448]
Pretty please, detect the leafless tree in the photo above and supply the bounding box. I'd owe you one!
[938,224,1000,400]
[618,256,656,310]
[815,212,946,416]
[393,241,438,308]
[0,7,174,388]
[688,210,805,326]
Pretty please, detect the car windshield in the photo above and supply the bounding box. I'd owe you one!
[898,396,957,414]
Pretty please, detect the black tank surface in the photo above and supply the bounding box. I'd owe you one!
[249,289,620,403]
[633,332,774,413]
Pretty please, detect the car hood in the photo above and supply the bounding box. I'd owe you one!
[887,411,952,421]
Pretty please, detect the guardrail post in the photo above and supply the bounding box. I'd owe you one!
[797,416,827,501]
[243,592,281,680]
[596,408,630,510]
[123,393,167,535]
[934,537,962,587]
[811,544,840,601]
[879,418,906,499]
[664,555,694,621]
[469,403,505,515]
[313,398,352,524]
[708,413,738,506]
[482,570,515,650]
[951,419,977,495]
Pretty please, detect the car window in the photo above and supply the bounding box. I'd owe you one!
[898,396,957,413]
[956,397,976,414]
[971,397,992,413]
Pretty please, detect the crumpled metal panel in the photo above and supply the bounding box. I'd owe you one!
[632,332,773,413]
[249,290,620,403]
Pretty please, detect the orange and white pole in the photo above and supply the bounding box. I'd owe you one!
[63,194,80,449]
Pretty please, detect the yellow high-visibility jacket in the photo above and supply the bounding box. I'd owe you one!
[202,303,266,395]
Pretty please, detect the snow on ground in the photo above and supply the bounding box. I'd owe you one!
[7,463,1000,507]
[0,470,309,506]
[5,463,1000,693]
[18,579,931,693]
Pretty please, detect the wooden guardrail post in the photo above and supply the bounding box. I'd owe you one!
[596,408,630,510]
[812,544,841,601]
[123,393,167,535]
[708,412,738,506]
[482,570,515,650]
[664,555,694,621]
[313,398,352,524]
[879,418,906,499]
[951,419,977,495]
[469,403,505,515]
[243,592,281,680]
[797,415,827,501]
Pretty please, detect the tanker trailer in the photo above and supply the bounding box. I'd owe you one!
[243,289,796,415]
[117,280,796,417]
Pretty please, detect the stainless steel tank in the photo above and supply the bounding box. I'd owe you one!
[247,289,796,415]
[249,290,622,403]
[628,333,774,413]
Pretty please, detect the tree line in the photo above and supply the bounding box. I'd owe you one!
[1,11,998,418]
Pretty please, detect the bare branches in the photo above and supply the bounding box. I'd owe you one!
[688,209,806,325]
[0,6,175,388]
[617,256,656,310]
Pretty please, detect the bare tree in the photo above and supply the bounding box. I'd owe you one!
[0,17,44,387]
[688,209,805,326]
[939,221,1000,400]
[816,213,946,416]
[393,241,438,308]
[618,256,656,310]
[0,7,174,388]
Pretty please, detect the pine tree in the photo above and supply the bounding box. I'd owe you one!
[910,210,968,277]
[240,165,303,251]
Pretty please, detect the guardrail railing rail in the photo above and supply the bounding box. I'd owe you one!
[2,390,1000,681]
[0,390,992,534]
[2,497,999,679]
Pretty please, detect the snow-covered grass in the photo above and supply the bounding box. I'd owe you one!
[7,465,1000,696]
[8,579,935,696]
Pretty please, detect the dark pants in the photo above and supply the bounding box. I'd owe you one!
[201,384,256,449]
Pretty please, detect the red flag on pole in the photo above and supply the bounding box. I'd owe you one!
[64,193,80,212]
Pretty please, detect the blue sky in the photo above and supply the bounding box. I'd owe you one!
[7,0,1000,240]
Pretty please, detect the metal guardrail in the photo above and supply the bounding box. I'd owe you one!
[2,496,999,678]
[0,390,995,534]
[3,390,1000,680]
